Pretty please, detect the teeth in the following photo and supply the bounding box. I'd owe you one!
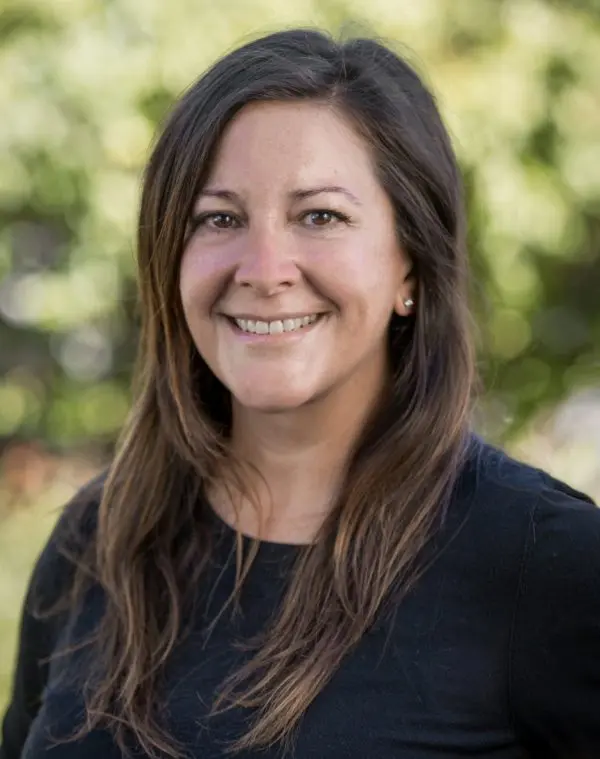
[234,314,319,335]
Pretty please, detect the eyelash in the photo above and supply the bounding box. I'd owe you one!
[189,209,352,233]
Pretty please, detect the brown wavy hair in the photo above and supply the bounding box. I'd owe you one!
[63,28,476,758]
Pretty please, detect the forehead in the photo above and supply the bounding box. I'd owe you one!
[205,101,378,191]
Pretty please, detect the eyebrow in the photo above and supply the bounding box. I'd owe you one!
[290,186,362,206]
[197,185,363,206]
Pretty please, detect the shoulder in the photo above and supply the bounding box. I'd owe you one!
[459,434,600,606]
[0,472,108,756]
[27,469,108,615]
[475,441,600,751]
[443,435,599,590]
[456,434,597,526]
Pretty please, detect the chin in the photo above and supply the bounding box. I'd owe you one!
[232,387,319,414]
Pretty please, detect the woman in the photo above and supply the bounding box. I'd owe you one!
[1,28,599,759]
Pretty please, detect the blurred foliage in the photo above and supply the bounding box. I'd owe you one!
[0,0,599,455]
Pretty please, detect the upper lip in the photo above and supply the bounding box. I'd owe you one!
[224,312,325,321]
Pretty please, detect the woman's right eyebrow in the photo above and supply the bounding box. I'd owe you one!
[197,188,241,202]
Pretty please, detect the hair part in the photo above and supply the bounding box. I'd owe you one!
[58,27,476,757]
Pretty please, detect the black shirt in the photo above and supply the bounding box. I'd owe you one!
[2,439,600,758]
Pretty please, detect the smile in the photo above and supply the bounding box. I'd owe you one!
[230,314,321,335]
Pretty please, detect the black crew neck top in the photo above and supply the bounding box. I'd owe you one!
[2,438,600,759]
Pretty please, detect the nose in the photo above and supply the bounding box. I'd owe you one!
[233,225,300,296]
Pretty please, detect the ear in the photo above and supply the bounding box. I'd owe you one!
[394,277,416,317]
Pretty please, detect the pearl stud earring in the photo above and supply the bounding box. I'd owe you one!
[403,298,414,309]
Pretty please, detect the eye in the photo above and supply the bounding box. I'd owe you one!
[301,209,351,228]
[190,212,241,232]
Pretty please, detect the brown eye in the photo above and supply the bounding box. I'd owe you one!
[302,210,350,227]
[307,211,334,226]
[208,213,238,229]
[189,212,240,233]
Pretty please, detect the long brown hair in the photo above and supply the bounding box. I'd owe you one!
[61,28,476,758]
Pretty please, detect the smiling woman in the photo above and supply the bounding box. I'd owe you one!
[2,28,600,759]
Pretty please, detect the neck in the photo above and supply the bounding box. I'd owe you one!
[213,367,390,544]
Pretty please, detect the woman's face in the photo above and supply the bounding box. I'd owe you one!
[179,101,414,413]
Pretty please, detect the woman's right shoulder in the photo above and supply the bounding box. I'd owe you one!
[53,468,108,543]
[27,468,109,613]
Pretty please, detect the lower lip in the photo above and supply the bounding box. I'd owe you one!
[224,315,326,343]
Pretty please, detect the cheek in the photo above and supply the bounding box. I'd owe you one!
[311,237,402,310]
[179,245,231,315]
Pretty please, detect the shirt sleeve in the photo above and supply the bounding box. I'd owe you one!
[509,476,600,759]
[0,545,66,759]
[0,473,104,759]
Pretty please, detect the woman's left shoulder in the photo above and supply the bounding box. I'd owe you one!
[520,463,600,598]
[476,442,600,753]
[531,463,600,559]
[460,435,598,531]
[449,437,599,593]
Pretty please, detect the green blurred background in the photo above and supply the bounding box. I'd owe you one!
[1,0,599,714]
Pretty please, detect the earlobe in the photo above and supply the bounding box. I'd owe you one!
[394,263,416,317]
[394,293,415,317]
